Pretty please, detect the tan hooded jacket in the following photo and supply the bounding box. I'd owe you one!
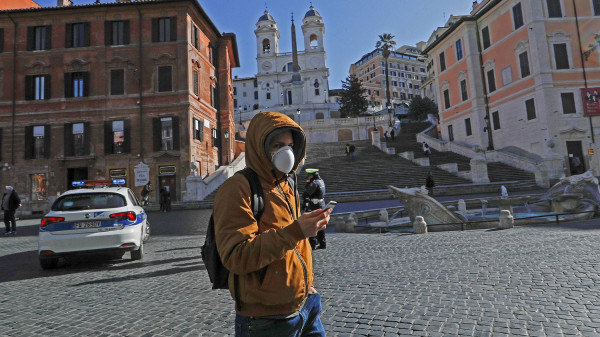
[213,112,312,317]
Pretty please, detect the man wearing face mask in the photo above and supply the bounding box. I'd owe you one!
[213,111,331,336]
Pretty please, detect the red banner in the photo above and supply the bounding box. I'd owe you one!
[582,87,600,116]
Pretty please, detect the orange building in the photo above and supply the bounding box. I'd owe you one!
[425,0,600,176]
[0,0,40,10]
[0,0,238,214]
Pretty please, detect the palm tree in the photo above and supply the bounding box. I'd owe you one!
[376,33,396,126]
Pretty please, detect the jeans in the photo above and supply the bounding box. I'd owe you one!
[235,293,325,337]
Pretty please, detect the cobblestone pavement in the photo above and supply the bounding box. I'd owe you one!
[2,210,600,336]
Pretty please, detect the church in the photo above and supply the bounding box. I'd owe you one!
[233,6,340,127]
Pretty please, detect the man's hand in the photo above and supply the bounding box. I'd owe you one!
[297,208,332,238]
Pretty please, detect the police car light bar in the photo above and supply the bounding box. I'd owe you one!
[71,179,126,187]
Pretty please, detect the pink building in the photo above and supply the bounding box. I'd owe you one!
[425,0,600,176]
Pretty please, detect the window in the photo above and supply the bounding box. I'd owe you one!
[66,22,89,48]
[105,20,130,46]
[448,125,454,141]
[487,70,496,92]
[233,87,237,95]
[517,51,531,78]
[31,174,47,201]
[266,92,271,99]
[594,0,600,15]
[193,118,204,141]
[192,70,199,96]
[254,91,258,100]
[481,26,491,49]
[492,111,501,130]
[315,88,320,96]
[253,79,258,88]
[513,3,524,29]
[456,39,463,60]
[439,52,446,72]
[465,118,472,136]
[27,25,51,51]
[110,69,124,96]
[25,75,50,100]
[65,72,90,98]
[64,122,89,157]
[211,127,217,147]
[25,125,50,159]
[158,66,172,92]
[152,17,177,42]
[153,116,179,151]
[104,120,129,154]
[460,79,468,101]
[73,123,86,156]
[561,93,576,114]
[553,43,569,69]
[525,98,536,120]
[443,89,450,109]
[547,0,562,17]
[191,24,199,49]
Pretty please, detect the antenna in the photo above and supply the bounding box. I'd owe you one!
[291,12,294,24]
[264,2,267,11]
[443,11,446,24]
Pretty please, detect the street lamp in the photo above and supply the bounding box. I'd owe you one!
[296,107,301,121]
[483,114,494,150]
[224,130,230,164]
[386,102,393,127]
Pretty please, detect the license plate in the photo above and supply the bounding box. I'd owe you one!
[74,221,102,229]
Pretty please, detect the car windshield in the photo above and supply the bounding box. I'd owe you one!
[52,193,126,211]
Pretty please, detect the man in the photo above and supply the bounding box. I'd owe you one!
[214,112,331,336]
[303,169,327,250]
[2,186,21,235]
[141,182,152,206]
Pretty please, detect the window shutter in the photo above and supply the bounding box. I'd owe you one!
[44,75,51,100]
[83,122,91,155]
[170,17,177,41]
[64,72,72,98]
[44,125,51,159]
[151,18,159,42]
[45,25,52,50]
[25,75,33,100]
[104,121,112,154]
[172,116,180,150]
[123,119,131,153]
[24,126,33,159]
[64,123,73,157]
[65,23,72,48]
[105,21,112,45]
[83,22,90,47]
[123,20,130,45]
[0,128,2,160]
[27,27,34,51]
[83,72,90,97]
[153,118,161,151]
[0,28,4,53]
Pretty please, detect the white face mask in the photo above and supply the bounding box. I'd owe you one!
[271,146,295,174]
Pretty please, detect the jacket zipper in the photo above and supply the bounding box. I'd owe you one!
[294,248,309,298]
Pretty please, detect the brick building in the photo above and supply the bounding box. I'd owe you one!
[0,0,239,214]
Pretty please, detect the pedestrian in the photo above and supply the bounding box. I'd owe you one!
[213,111,331,337]
[349,144,356,160]
[345,143,350,157]
[2,186,21,235]
[425,172,435,196]
[390,128,395,141]
[303,168,327,250]
[384,131,389,142]
[159,187,166,212]
[422,142,431,156]
[164,186,172,212]
[141,181,152,206]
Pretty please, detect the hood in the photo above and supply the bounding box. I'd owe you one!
[245,112,306,182]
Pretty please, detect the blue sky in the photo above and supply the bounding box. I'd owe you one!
[35,0,475,89]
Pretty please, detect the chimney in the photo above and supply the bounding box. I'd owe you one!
[57,0,73,6]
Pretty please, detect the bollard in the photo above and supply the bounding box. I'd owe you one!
[498,210,514,229]
[379,209,389,224]
[413,216,428,234]
[458,199,467,214]
[345,213,357,233]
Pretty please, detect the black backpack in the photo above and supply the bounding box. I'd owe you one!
[201,168,265,290]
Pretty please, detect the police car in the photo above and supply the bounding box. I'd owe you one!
[38,179,150,269]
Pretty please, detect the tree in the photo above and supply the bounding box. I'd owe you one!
[375,33,396,125]
[339,75,368,118]
[408,96,438,121]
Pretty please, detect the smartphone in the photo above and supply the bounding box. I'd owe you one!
[323,201,337,211]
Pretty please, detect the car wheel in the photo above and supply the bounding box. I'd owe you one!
[143,221,150,242]
[131,239,144,260]
[40,257,58,270]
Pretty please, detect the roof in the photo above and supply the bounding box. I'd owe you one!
[258,10,274,22]
[0,0,40,10]
[304,5,320,18]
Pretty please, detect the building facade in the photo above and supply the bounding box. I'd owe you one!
[233,6,339,127]
[425,0,600,175]
[349,44,428,116]
[0,0,238,214]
